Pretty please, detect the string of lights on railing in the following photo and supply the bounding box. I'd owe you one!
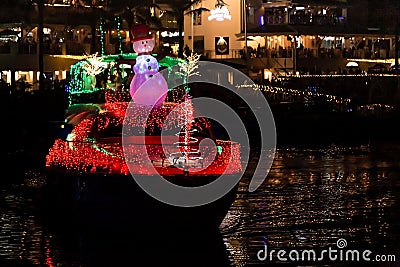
[358,104,395,112]
[235,83,352,105]
[286,74,399,78]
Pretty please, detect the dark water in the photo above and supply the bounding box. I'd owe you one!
[1,141,400,266]
[222,142,400,266]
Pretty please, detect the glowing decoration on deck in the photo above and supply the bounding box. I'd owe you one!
[82,53,105,76]
[167,53,203,166]
[50,47,244,178]
[50,50,242,176]
[177,53,201,92]
[131,55,168,106]
[67,53,184,107]
[45,96,242,176]
[217,146,223,155]
[129,24,168,107]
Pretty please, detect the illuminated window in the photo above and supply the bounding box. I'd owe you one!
[193,10,202,26]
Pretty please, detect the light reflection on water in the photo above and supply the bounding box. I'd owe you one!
[0,143,399,266]
[0,187,49,266]
[221,143,400,266]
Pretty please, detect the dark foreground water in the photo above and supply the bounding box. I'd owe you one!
[1,141,400,266]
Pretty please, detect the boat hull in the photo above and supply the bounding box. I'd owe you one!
[44,169,239,232]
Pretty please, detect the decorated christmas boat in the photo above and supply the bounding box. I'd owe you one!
[44,25,242,231]
[46,88,242,180]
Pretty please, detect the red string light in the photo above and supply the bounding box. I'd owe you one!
[46,91,242,177]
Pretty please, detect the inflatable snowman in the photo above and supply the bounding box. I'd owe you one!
[129,24,168,107]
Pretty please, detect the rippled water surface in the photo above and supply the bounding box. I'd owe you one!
[1,142,400,266]
[222,142,400,266]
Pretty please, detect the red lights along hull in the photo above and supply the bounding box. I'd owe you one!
[46,137,241,176]
[44,136,241,229]
[45,100,242,177]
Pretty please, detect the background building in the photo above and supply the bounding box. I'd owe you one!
[184,0,399,78]
[0,0,399,89]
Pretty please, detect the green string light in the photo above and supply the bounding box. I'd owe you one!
[68,61,86,105]
[67,55,184,105]
[115,16,123,54]
[100,17,105,56]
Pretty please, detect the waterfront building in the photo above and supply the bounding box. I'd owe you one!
[0,0,398,89]
[0,2,101,88]
[183,0,399,78]
[0,0,180,89]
